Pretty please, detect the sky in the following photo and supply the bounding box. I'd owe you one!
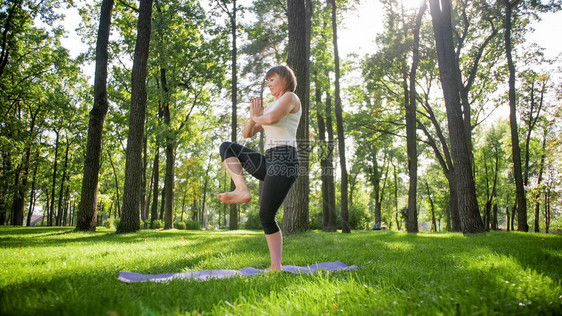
[337,0,562,60]
[58,0,562,75]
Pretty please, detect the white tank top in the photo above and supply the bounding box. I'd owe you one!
[262,92,302,150]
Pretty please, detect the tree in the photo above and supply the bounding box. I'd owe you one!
[118,0,154,233]
[327,0,349,233]
[404,3,426,233]
[215,0,240,230]
[75,0,115,231]
[428,0,484,233]
[282,0,311,234]
[503,0,528,232]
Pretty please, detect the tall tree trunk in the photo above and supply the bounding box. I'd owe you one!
[425,182,437,232]
[12,104,40,226]
[428,0,484,233]
[118,0,154,233]
[534,127,547,232]
[228,0,239,230]
[327,0,348,233]
[56,140,70,226]
[544,187,550,233]
[418,98,460,231]
[75,0,115,231]
[393,162,400,231]
[163,143,175,229]
[283,0,311,234]
[446,171,460,231]
[375,165,388,228]
[160,67,175,230]
[201,153,212,228]
[42,191,49,226]
[524,79,544,186]
[150,150,160,227]
[144,155,154,225]
[62,186,70,226]
[316,80,336,232]
[503,0,528,232]
[26,152,39,226]
[159,188,165,220]
[49,129,60,226]
[405,4,426,233]
[106,147,121,217]
[325,92,337,231]
[141,135,148,222]
[10,164,23,225]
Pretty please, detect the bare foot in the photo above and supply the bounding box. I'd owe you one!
[217,190,251,204]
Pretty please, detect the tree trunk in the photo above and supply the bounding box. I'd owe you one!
[150,150,159,227]
[325,92,337,231]
[160,67,175,230]
[534,128,547,232]
[227,0,239,231]
[201,153,212,228]
[375,166,388,227]
[106,147,121,217]
[144,155,154,225]
[316,81,336,232]
[503,0,528,232]
[446,171,461,231]
[283,0,311,234]
[26,153,39,226]
[425,182,437,232]
[56,140,70,226]
[163,142,175,229]
[75,0,114,231]
[505,206,510,231]
[393,163,400,231]
[428,0,484,233]
[405,4,425,233]
[159,188,165,220]
[118,0,153,233]
[141,136,148,222]
[10,164,23,226]
[49,129,60,226]
[418,106,460,232]
[12,105,40,226]
[327,0,348,233]
[492,201,498,231]
[62,186,70,226]
[544,188,550,233]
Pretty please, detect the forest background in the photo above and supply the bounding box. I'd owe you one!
[1,0,561,235]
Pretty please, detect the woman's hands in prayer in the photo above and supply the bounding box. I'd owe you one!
[250,97,263,121]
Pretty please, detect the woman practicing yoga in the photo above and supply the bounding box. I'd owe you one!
[218,65,301,271]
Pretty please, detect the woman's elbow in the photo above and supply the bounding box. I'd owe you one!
[261,116,280,125]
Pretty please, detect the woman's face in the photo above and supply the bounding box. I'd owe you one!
[266,73,286,99]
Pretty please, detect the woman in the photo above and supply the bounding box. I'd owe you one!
[218,65,301,271]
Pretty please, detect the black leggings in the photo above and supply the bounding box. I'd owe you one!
[219,141,299,234]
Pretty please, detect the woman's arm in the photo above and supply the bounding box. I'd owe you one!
[242,119,263,138]
[251,93,298,126]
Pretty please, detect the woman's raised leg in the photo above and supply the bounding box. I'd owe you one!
[217,157,252,204]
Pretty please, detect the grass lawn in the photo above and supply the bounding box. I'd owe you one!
[1,227,561,315]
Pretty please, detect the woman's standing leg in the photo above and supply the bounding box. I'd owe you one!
[260,146,299,271]
[265,231,283,271]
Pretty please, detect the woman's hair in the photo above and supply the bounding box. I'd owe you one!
[266,65,297,93]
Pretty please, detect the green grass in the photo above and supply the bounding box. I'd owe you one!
[1,227,561,315]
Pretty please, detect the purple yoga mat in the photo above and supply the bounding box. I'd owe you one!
[118,261,361,283]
